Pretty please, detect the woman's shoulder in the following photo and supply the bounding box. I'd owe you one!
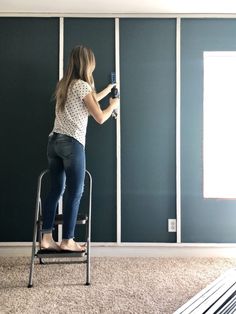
[74,79,91,89]
[72,79,92,98]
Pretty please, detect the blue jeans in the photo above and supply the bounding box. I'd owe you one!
[42,133,85,239]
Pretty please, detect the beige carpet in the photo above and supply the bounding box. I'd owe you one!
[1,256,236,313]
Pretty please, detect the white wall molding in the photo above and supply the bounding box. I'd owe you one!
[57,17,64,242]
[2,242,236,257]
[176,17,181,243]
[59,17,64,80]
[2,242,236,248]
[115,18,121,244]
[3,13,236,18]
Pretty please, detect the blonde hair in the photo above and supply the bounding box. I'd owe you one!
[55,45,96,112]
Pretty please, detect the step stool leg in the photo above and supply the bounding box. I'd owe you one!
[86,238,90,285]
[85,170,92,286]
[28,254,34,288]
[28,170,47,288]
[28,229,37,288]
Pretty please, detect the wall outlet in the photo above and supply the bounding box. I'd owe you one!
[168,219,176,232]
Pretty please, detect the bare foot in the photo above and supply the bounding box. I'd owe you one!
[41,234,61,251]
[60,239,85,252]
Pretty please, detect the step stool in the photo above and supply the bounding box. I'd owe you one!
[28,169,92,288]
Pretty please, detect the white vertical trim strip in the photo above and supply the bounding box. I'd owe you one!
[59,17,64,80]
[58,17,64,242]
[176,18,181,243]
[58,198,63,241]
[115,18,121,244]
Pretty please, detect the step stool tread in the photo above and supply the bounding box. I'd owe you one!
[37,249,86,258]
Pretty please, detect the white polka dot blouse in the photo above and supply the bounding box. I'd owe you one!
[52,79,92,146]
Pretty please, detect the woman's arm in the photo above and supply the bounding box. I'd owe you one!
[96,84,115,102]
[84,92,119,124]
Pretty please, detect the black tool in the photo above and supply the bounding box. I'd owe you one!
[110,72,119,118]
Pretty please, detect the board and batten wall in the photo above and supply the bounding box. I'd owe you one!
[1,17,236,243]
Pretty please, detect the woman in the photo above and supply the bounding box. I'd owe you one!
[41,45,119,252]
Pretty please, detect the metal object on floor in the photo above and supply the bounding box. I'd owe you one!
[28,169,92,288]
[174,268,236,314]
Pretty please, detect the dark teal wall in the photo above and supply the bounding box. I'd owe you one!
[2,17,236,243]
[0,18,59,241]
[181,19,236,242]
[64,19,116,242]
[120,19,176,242]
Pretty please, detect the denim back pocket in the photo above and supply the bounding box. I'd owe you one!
[55,136,74,159]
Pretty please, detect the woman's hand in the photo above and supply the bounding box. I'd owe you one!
[109,97,119,111]
[96,83,120,101]
[84,93,120,124]
[108,83,116,90]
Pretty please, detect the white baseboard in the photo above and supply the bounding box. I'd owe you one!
[1,242,236,257]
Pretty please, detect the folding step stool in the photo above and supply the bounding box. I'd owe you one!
[28,169,92,288]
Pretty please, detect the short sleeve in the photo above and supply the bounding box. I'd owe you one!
[75,80,92,100]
